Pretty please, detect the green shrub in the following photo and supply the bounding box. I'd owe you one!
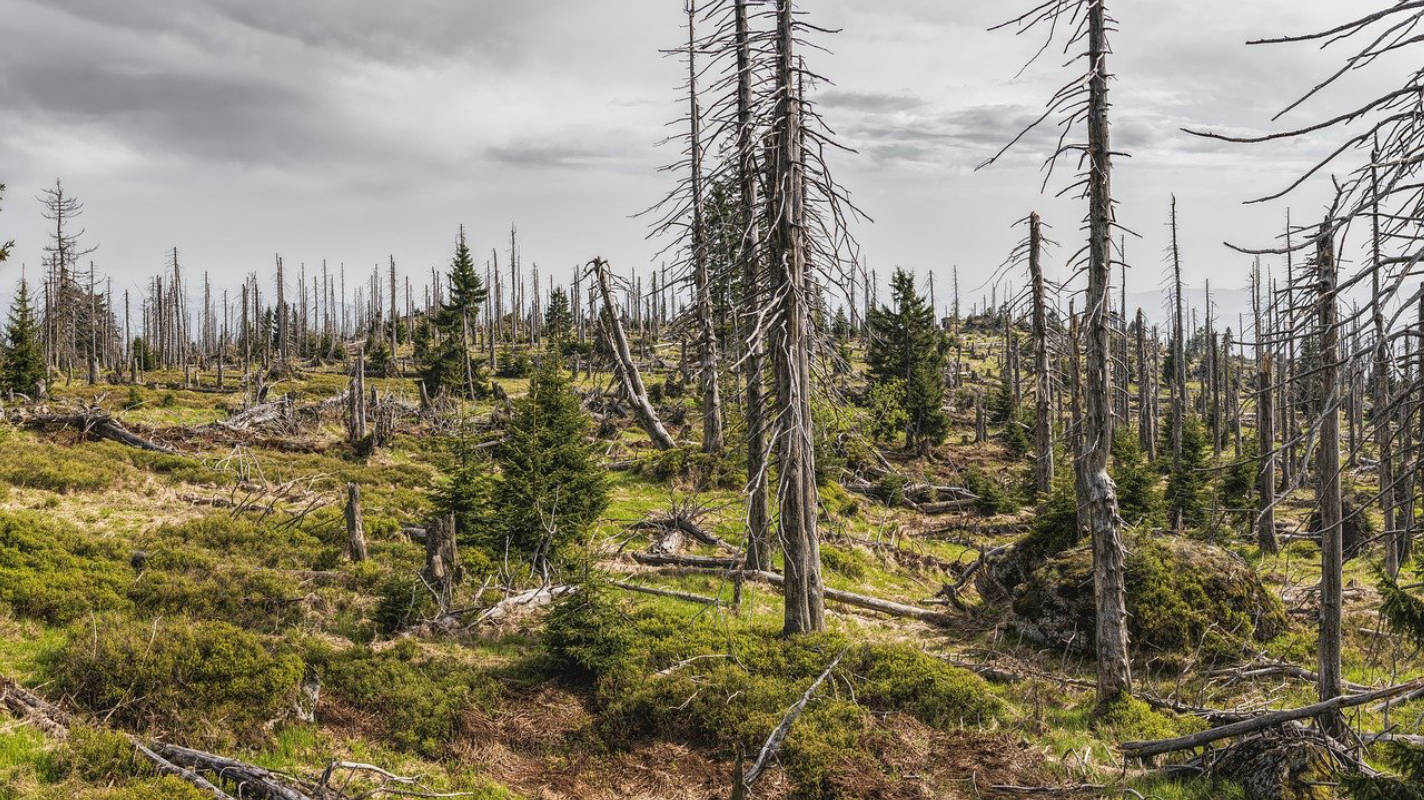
[46,615,304,745]
[820,545,870,581]
[50,726,144,785]
[0,436,128,493]
[0,511,130,624]
[964,468,1017,515]
[1112,432,1162,528]
[307,638,502,759]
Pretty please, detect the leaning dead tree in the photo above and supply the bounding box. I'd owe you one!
[984,0,1133,710]
[589,257,677,451]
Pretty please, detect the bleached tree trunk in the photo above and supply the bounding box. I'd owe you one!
[1136,310,1155,461]
[1082,1,1132,709]
[735,0,771,571]
[1028,212,1054,495]
[1253,264,1278,554]
[771,0,824,636]
[1315,219,1344,738]
[686,0,725,455]
[1170,197,1187,460]
[348,345,367,446]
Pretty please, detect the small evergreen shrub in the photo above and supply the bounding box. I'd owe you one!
[46,615,304,745]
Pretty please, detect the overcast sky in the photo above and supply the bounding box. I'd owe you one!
[0,0,1400,323]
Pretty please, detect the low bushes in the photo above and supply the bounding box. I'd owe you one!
[0,511,130,624]
[45,615,304,745]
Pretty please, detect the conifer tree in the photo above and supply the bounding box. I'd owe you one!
[1165,415,1210,530]
[2,279,46,396]
[867,269,949,455]
[490,359,608,569]
[422,230,488,398]
[544,286,573,353]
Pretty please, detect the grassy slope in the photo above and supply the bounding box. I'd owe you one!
[0,334,1415,800]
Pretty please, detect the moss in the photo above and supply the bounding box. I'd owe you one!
[44,615,304,746]
[545,587,1001,798]
[35,778,212,800]
[306,638,504,759]
[1013,537,1287,667]
[1094,696,1204,741]
[820,545,871,581]
[49,726,144,785]
[0,434,130,494]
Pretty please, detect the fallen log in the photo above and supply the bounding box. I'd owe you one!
[611,580,720,606]
[631,552,741,569]
[132,740,236,800]
[22,412,175,453]
[150,742,313,800]
[1120,679,1424,759]
[748,570,953,626]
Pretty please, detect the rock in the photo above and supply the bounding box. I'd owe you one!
[1011,536,1287,667]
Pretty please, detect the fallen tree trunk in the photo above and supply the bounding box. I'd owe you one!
[1120,678,1424,758]
[748,570,953,625]
[150,742,312,800]
[611,580,720,606]
[631,552,740,569]
[21,412,175,453]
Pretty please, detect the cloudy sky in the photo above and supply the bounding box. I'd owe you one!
[0,0,1401,322]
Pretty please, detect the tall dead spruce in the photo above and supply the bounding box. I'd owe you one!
[984,0,1132,709]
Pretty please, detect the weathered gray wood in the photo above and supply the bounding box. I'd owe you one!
[345,482,367,562]
[589,258,676,450]
[1315,219,1344,738]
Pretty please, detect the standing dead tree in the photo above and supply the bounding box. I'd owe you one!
[642,0,726,456]
[983,0,1133,710]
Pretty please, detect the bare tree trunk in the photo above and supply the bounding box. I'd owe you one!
[591,258,676,450]
[1253,264,1278,554]
[1029,212,1054,495]
[686,0,725,455]
[1315,219,1344,738]
[1136,309,1155,461]
[1170,196,1187,460]
[771,0,824,636]
[347,346,367,446]
[1083,2,1132,710]
[736,0,771,572]
[345,482,368,562]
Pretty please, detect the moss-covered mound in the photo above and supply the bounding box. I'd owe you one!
[545,583,1004,799]
[1012,537,1287,666]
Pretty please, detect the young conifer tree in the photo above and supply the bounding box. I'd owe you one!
[3,279,46,397]
[867,269,949,455]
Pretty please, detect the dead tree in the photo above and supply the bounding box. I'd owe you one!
[1315,219,1345,737]
[1252,263,1278,554]
[986,0,1133,710]
[1169,196,1188,460]
[733,0,771,570]
[1135,309,1156,461]
[589,258,676,450]
[345,482,368,562]
[346,345,367,446]
[423,513,460,615]
[1021,211,1054,495]
[769,0,824,635]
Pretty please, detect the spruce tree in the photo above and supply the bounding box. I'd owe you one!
[544,287,574,353]
[422,230,488,398]
[1165,415,1210,531]
[490,359,608,568]
[2,279,45,396]
[867,269,949,454]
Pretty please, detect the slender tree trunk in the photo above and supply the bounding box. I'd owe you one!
[735,0,771,572]
[1253,264,1278,554]
[1028,212,1054,495]
[1083,2,1132,710]
[686,0,725,455]
[1136,309,1155,461]
[1170,197,1187,460]
[1315,219,1344,738]
[771,0,824,636]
